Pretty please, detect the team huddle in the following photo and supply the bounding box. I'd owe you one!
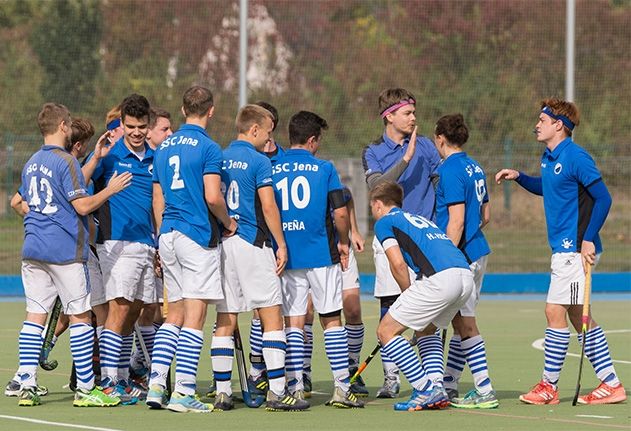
[4,85,626,414]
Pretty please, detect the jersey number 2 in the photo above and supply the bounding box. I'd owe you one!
[169,155,185,190]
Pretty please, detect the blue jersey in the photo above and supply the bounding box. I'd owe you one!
[89,137,155,246]
[272,148,345,269]
[266,143,286,164]
[20,145,89,264]
[435,152,490,263]
[541,138,603,253]
[222,140,274,247]
[153,124,223,248]
[374,208,470,278]
[362,133,440,218]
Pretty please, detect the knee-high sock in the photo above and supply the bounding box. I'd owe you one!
[132,325,156,368]
[461,335,493,394]
[285,327,304,392]
[99,329,123,383]
[382,336,431,392]
[148,323,180,388]
[118,333,134,382]
[15,321,44,387]
[303,323,314,378]
[248,319,265,378]
[211,336,234,396]
[174,328,204,396]
[580,326,620,387]
[542,327,570,387]
[345,323,364,369]
[262,330,287,396]
[323,326,350,392]
[70,323,96,390]
[416,333,445,385]
[443,335,464,390]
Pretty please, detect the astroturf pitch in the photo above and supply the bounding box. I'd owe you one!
[0,299,629,431]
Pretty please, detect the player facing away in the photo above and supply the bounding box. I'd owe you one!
[273,111,363,408]
[147,86,235,413]
[496,98,626,405]
[432,114,498,409]
[371,181,474,411]
[210,104,309,412]
[362,88,441,397]
[11,103,131,407]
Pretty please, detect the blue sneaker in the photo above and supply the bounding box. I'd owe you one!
[166,392,213,413]
[146,384,168,409]
[393,386,450,411]
[101,377,138,405]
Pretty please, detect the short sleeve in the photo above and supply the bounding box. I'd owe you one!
[374,217,396,245]
[60,157,88,202]
[421,137,441,175]
[327,162,343,193]
[203,142,223,175]
[442,166,466,205]
[362,145,382,176]
[255,156,273,188]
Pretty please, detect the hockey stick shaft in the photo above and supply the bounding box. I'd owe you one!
[40,296,62,370]
[234,326,264,407]
[350,343,380,384]
[134,323,151,367]
[572,263,592,406]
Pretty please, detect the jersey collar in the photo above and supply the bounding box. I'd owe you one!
[179,123,209,138]
[230,140,256,151]
[543,137,572,161]
[382,132,409,149]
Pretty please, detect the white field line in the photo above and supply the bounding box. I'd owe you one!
[0,415,124,431]
[576,414,614,419]
[531,329,631,364]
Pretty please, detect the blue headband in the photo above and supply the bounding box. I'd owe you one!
[106,118,121,131]
[541,106,575,131]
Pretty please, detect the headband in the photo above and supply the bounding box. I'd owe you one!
[541,106,575,131]
[380,99,415,118]
[106,118,121,131]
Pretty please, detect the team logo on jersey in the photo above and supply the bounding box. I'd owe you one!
[561,238,573,249]
[541,162,547,168]
[554,163,563,175]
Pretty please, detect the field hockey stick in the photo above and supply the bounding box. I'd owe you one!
[40,296,62,371]
[134,323,151,367]
[572,263,592,406]
[350,343,380,384]
[234,326,265,408]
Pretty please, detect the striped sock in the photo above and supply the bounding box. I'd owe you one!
[248,319,265,378]
[285,327,304,392]
[580,326,620,387]
[149,323,180,388]
[303,323,313,379]
[70,323,95,390]
[211,336,234,396]
[323,326,350,392]
[382,336,431,392]
[380,348,400,380]
[345,323,364,368]
[174,328,204,396]
[262,330,287,396]
[118,333,134,382]
[16,321,44,387]
[443,335,464,390]
[416,333,445,385]
[542,327,570,387]
[136,325,156,365]
[461,335,493,394]
[99,329,123,383]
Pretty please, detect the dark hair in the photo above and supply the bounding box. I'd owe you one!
[37,103,71,137]
[254,101,279,131]
[71,118,95,144]
[149,107,171,129]
[183,86,214,117]
[435,113,469,147]
[288,111,328,146]
[370,181,403,208]
[120,94,150,122]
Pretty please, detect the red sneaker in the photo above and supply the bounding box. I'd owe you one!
[519,380,559,405]
[577,382,627,405]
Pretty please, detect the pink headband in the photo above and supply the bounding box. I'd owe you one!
[380,99,415,118]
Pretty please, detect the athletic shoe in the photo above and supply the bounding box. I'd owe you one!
[205,380,216,398]
[17,387,40,407]
[101,377,138,405]
[577,382,627,405]
[519,380,559,405]
[5,380,48,397]
[125,379,148,401]
[393,386,449,411]
[146,384,169,409]
[451,389,499,409]
[446,388,459,401]
[349,368,369,398]
[325,386,364,409]
[376,377,400,398]
[166,392,213,413]
[265,390,310,412]
[130,366,149,391]
[248,372,268,397]
[290,389,307,401]
[303,373,312,398]
[73,386,121,407]
[213,392,234,411]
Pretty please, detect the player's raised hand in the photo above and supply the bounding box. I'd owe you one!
[351,230,365,252]
[107,170,132,193]
[93,131,115,160]
[223,217,238,237]
[275,245,288,275]
[403,126,418,163]
[338,242,350,271]
[495,168,519,184]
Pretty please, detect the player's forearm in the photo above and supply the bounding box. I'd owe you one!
[347,197,361,234]
[390,261,411,292]
[206,197,232,228]
[583,180,612,242]
[333,207,351,246]
[366,159,409,190]
[515,172,543,195]
[81,157,99,184]
[73,189,114,216]
[480,202,490,229]
[10,193,27,217]
[446,221,464,248]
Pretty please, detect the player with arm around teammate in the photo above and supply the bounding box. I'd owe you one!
[372,181,474,411]
[496,97,625,405]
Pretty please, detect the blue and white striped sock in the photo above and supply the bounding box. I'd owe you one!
[70,323,95,390]
[382,336,431,392]
[323,326,350,392]
[136,325,156,364]
[99,329,123,383]
[345,323,364,368]
[416,333,445,385]
[461,335,493,394]
[542,327,570,387]
[380,348,400,380]
[149,323,180,388]
[285,327,304,392]
[303,324,313,379]
[15,321,44,387]
[248,319,265,378]
[211,336,234,396]
[118,333,134,382]
[580,326,620,387]
[262,330,287,396]
[443,335,464,390]
[174,328,204,396]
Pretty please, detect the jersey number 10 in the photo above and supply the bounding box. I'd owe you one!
[275,176,311,211]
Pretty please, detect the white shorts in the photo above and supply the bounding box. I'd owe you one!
[282,264,342,316]
[388,267,474,331]
[98,240,156,304]
[217,235,282,313]
[22,260,91,315]
[459,255,488,317]
[87,248,106,307]
[342,247,360,291]
[372,236,415,298]
[547,252,601,305]
[159,231,223,302]
[155,276,164,303]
